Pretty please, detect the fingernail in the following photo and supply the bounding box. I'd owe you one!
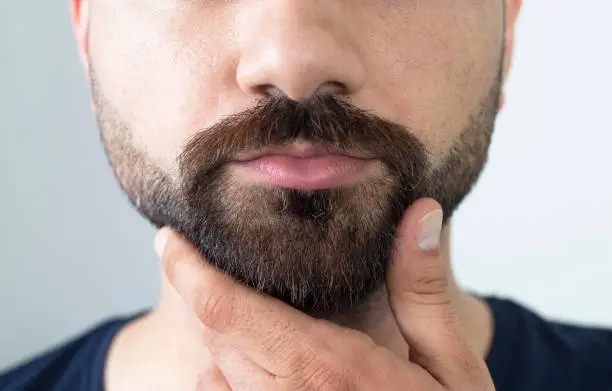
[154,229,170,259]
[416,209,443,251]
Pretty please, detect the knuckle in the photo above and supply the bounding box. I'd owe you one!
[292,349,355,391]
[293,362,352,391]
[262,324,307,372]
[401,269,452,307]
[401,287,453,308]
[287,324,374,390]
[194,283,236,332]
[288,342,321,375]
[412,272,449,295]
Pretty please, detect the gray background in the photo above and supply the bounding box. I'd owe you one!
[2,0,612,372]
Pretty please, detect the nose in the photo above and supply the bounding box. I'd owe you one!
[235,2,366,101]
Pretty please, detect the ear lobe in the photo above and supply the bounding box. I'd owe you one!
[499,0,522,111]
[70,0,91,80]
[503,0,522,77]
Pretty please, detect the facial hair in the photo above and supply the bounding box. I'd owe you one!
[93,71,501,318]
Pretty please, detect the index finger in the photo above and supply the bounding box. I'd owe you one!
[156,228,319,378]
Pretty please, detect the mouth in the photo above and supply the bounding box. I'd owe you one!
[229,142,379,190]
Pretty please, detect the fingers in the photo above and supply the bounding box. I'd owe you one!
[386,198,487,386]
[156,228,318,378]
[212,342,276,390]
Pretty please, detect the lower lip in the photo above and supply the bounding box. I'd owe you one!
[231,155,374,190]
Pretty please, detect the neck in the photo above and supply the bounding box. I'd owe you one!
[104,221,493,390]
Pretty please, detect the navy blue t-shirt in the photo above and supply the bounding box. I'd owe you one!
[2,297,612,391]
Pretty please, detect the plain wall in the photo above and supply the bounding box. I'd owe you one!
[1,1,611,371]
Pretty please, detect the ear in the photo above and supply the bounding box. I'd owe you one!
[70,0,90,81]
[499,0,522,110]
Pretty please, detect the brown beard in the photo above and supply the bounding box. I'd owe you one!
[93,72,501,318]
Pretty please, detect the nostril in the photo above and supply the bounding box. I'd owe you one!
[257,84,286,98]
[316,81,347,96]
[257,82,347,100]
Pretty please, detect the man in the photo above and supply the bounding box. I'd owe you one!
[2,0,612,390]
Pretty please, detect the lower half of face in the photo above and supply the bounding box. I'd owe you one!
[88,1,505,317]
[95,80,500,317]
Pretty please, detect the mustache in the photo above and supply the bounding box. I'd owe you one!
[179,94,429,189]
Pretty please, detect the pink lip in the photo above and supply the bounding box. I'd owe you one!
[230,144,375,190]
[234,143,368,162]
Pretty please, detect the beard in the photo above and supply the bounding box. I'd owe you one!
[93,71,501,318]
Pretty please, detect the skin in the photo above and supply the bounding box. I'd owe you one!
[70,0,522,389]
[157,200,491,390]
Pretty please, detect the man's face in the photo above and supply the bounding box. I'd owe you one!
[77,0,517,317]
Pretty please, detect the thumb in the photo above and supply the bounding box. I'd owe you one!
[387,198,478,384]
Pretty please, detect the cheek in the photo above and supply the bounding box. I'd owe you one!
[88,1,503,170]
[358,2,504,156]
[88,4,237,170]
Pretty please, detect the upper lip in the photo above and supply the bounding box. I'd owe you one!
[233,142,371,162]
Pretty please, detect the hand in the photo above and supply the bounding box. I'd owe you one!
[156,198,495,390]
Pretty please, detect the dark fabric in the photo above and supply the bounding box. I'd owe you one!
[2,298,612,390]
[485,298,612,391]
[0,316,130,391]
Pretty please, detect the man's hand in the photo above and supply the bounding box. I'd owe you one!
[155,198,495,390]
